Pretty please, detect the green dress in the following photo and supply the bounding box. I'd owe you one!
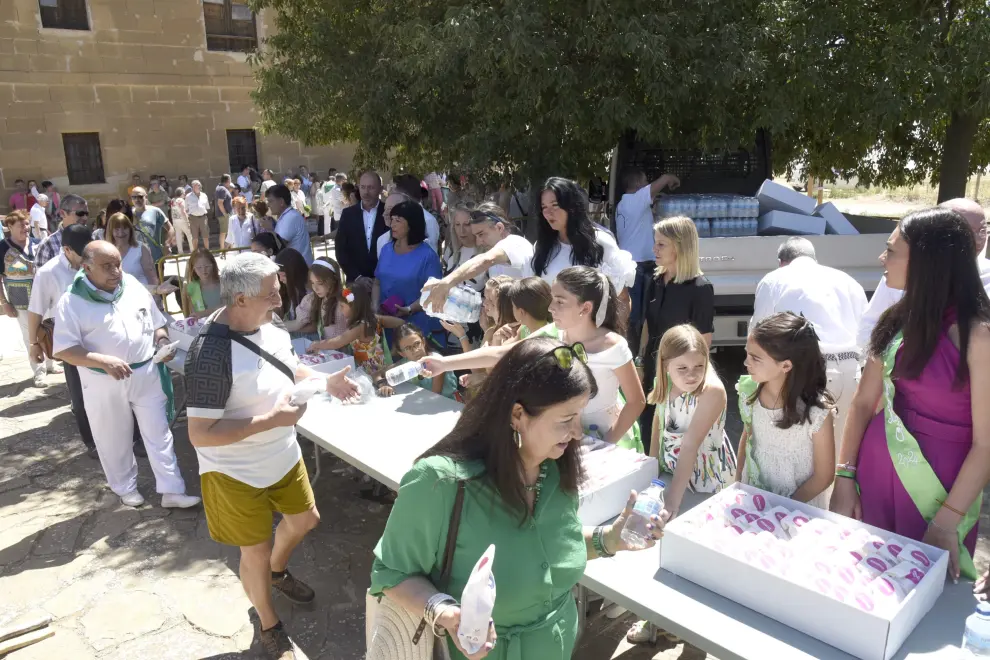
[370,456,587,660]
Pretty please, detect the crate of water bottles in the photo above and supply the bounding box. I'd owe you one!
[654,194,760,238]
[419,278,483,324]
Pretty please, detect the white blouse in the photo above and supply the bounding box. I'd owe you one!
[536,228,636,290]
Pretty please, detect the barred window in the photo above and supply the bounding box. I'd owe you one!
[62,133,105,185]
[227,130,259,173]
[39,0,89,31]
[203,0,257,52]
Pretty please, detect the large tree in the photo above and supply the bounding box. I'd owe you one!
[248,0,777,187]
[249,1,989,200]
[770,0,990,201]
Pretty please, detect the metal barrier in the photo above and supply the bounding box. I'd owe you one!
[310,235,335,261]
[156,247,251,316]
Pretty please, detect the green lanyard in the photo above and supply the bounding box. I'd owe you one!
[878,332,980,579]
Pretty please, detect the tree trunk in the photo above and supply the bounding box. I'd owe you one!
[937,110,981,203]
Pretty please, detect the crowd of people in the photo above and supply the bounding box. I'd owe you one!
[2,163,989,660]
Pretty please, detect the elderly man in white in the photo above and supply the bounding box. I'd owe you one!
[184,253,358,659]
[857,198,990,348]
[53,240,200,509]
[751,237,868,458]
[29,193,50,240]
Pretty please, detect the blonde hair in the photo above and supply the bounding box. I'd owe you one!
[653,216,703,283]
[647,324,711,404]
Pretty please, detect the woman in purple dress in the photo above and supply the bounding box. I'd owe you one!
[831,207,990,582]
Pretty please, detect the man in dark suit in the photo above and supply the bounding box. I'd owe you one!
[335,170,387,282]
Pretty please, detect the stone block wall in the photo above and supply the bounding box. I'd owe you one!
[0,0,354,211]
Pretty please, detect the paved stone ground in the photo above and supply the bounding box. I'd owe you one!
[0,346,718,660]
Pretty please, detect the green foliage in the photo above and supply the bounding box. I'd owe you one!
[249,0,990,194]
[248,0,776,186]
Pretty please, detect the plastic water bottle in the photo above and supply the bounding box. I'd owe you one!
[620,479,666,550]
[962,602,990,656]
[385,361,424,386]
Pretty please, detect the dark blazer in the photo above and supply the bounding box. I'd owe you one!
[335,200,388,281]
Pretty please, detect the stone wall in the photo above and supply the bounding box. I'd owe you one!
[0,0,354,211]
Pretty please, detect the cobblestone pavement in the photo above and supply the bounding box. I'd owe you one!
[0,349,720,660]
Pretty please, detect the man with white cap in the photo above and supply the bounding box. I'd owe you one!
[29,194,50,241]
[857,198,990,347]
[53,240,200,509]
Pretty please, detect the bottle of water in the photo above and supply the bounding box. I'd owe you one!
[385,361,424,387]
[620,479,666,550]
[962,602,990,656]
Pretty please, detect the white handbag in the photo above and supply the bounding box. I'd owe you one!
[366,482,465,660]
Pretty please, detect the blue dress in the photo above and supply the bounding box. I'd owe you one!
[375,242,443,336]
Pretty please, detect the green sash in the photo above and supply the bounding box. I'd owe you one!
[879,332,980,579]
[71,271,176,424]
[736,375,768,490]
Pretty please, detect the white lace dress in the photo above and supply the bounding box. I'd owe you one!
[743,400,832,509]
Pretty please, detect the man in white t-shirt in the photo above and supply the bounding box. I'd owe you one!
[29,194,50,240]
[259,169,277,196]
[422,202,533,311]
[752,237,867,457]
[185,253,359,660]
[53,241,199,510]
[615,168,680,355]
[237,165,255,204]
[856,198,990,348]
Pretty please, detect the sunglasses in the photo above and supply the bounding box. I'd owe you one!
[130,195,145,200]
[74,210,89,217]
[542,342,588,370]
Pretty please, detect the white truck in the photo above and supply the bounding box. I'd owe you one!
[609,131,892,346]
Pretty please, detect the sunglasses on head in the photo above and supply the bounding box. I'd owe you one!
[542,342,588,370]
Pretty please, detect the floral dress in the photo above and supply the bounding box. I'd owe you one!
[658,388,737,493]
[351,320,387,373]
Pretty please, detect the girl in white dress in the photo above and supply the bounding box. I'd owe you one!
[736,312,835,510]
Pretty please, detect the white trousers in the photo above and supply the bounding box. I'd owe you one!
[173,219,193,254]
[16,311,52,378]
[79,361,186,497]
[826,356,861,462]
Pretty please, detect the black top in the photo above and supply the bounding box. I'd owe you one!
[335,201,388,282]
[644,273,715,345]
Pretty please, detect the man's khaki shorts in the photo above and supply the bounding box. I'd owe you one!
[201,459,315,547]
[217,213,229,233]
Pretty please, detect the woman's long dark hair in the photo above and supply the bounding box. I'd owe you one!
[555,266,626,335]
[749,313,834,429]
[306,258,342,331]
[532,178,604,277]
[870,208,990,384]
[105,199,133,225]
[274,248,309,319]
[252,232,284,256]
[422,337,597,522]
[344,277,377,330]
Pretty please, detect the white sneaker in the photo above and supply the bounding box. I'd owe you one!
[120,491,145,507]
[47,363,63,375]
[161,493,202,509]
[33,374,47,388]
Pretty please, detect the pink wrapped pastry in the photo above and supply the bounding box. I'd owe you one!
[852,591,878,613]
[854,555,892,580]
[766,506,792,525]
[752,516,789,540]
[898,545,933,571]
[882,562,927,595]
[877,539,905,566]
[727,491,770,513]
[779,511,813,539]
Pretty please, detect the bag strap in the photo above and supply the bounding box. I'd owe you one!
[412,480,466,645]
[205,321,296,384]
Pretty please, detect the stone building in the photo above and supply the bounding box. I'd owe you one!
[0,0,354,211]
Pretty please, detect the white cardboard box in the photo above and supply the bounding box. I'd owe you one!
[168,319,203,352]
[757,179,818,216]
[298,350,355,376]
[758,210,826,236]
[816,201,859,235]
[577,446,658,525]
[661,483,947,660]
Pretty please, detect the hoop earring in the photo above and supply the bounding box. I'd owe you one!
[514,429,522,449]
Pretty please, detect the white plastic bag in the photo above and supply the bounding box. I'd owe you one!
[457,544,496,655]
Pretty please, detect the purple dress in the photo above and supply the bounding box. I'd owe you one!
[857,313,976,555]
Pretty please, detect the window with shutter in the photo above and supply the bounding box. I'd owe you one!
[39,0,89,31]
[62,133,106,185]
[203,0,258,52]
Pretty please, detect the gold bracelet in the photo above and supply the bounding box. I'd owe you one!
[938,499,966,517]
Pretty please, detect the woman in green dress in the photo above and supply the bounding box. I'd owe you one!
[370,337,663,659]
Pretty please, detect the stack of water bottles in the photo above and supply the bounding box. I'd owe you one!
[654,194,760,238]
[419,277,483,324]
